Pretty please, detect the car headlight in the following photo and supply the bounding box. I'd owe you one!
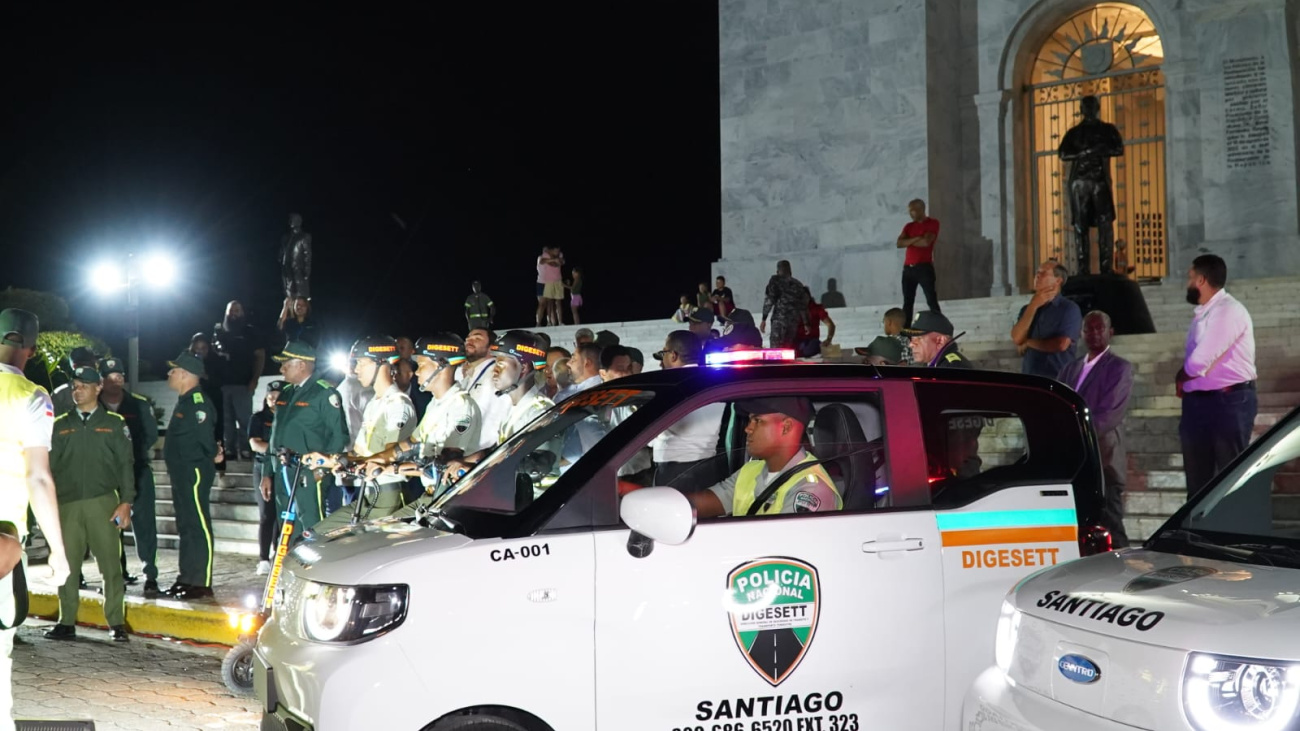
[994,600,1022,676]
[300,581,408,644]
[1184,653,1300,731]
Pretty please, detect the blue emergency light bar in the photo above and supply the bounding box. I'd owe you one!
[704,348,797,366]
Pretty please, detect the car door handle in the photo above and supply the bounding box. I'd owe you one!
[861,538,925,553]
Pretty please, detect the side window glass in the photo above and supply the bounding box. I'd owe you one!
[916,382,1088,508]
[619,393,890,518]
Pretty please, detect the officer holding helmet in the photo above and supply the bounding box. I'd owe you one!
[365,333,481,491]
[263,341,348,542]
[98,356,161,595]
[305,336,416,534]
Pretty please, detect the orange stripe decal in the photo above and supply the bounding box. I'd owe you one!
[941,525,1077,547]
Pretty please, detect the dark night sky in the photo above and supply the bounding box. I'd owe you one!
[0,7,720,374]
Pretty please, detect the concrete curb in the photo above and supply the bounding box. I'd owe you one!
[28,590,244,646]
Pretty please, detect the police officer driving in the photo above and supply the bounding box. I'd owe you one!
[687,397,840,517]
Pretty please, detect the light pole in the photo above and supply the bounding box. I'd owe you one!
[90,253,176,390]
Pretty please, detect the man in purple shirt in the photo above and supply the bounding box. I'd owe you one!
[1176,255,1257,497]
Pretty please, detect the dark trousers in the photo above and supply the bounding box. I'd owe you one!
[901,263,941,326]
[254,465,276,561]
[120,469,158,580]
[167,462,215,587]
[220,385,253,454]
[1180,387,1258,497]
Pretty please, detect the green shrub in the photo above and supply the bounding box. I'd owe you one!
[35,331,112,381]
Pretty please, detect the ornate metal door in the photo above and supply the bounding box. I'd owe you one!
[1027,4,1167,282]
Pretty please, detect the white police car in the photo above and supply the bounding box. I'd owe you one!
[255,354,1111,730]
[964,404,1300,730]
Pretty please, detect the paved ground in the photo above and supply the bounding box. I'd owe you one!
[27,547,267,614]
[12,619,259,730]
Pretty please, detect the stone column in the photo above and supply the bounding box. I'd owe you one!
[974,89,1014,296]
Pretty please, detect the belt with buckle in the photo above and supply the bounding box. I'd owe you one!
[1188,380,1255,395]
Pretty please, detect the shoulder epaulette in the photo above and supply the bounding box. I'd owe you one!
[316,379,333,389]
[193,392,205,404]
[945,353,962,363]
[131,392,150,402]
[106,412,125,421]
[53,412,69,422]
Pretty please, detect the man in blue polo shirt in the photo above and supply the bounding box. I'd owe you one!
[1011,260,1082,379]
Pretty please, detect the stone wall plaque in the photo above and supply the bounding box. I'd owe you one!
[1223,56,1270,169]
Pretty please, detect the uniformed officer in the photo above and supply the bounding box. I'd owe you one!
[51,346,99,417]
[904,311,974,369]
[44,367,134,642]
[98,356,161,596]
[162,351,219,600]
[306,336,415,534]
[364,333,481,490]
[262,342,348,543]
[688,397,840,517]
[0,308,70,730]
[489,331,555,446]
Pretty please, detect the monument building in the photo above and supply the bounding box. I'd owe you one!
[717,0,1300,306]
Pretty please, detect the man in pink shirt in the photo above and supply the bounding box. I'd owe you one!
[535,247,564,327]
[896,199,942,326]
[1176,254,1257,496]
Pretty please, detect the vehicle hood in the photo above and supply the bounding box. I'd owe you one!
[283,515,474,586]
[1013,548,1300,657]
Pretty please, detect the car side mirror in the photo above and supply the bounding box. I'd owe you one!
[619,487,696,558]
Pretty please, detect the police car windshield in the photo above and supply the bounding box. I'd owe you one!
[432,388,653,520]
[1167,407,1300,557]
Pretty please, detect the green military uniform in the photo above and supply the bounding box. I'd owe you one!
[163,354,219,589]
[268,342,348,541]
[933,342,973,369]
[49,376,135,630]
[101,357,160,585]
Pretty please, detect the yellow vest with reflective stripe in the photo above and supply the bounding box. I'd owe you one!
[732,454,840,516]
[0,373,47,532]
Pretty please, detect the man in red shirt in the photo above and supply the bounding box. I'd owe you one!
[794,287,836,358]
[896,198,942,326]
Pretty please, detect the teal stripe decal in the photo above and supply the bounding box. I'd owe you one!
[936,509,1077,531]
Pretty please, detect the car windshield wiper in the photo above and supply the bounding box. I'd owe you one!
[1227,542,1300,567]
[1153,529,1275,565]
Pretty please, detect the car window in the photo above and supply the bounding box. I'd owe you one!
[915,382,1090,508]
[436,388,654,516]
[1183,411,1300,541]
[618,392,890,517]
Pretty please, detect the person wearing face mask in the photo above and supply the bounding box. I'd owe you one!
[1176,254,1257,497]
[304,336,416,534]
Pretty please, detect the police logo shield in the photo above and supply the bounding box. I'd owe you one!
[329,393,341,408]
[195,411,206,424]
[726,557,820,686]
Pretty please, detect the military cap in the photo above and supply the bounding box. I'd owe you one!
[273,341,317,363]
[0,309,38,348]
[72,366,101,384]
[901,311,955,338]
[167,351,206,378]
[266,379,288,393]
[100,357,126,376]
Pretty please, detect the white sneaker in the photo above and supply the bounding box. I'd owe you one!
[256,560,271,575]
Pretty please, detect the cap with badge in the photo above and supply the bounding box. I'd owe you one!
[71,366,101,384]
[266,379,288,393]
[273,341,317,363]
[0,308,39,349]
[901,311,955,337]
[854,336,906,364]
[100,357,126,377]
[736,396,814,427]
[167,351,207,378]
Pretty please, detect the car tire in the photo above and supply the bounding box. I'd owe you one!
[427,715,531,731]
[221,640,256,696]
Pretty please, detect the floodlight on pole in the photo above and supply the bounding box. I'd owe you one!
[90,262,126,294]
[142,253,176,288]
[87,250,179,390]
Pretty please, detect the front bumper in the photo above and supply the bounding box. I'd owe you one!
[254,614,429,731]
[963,666,1145,731]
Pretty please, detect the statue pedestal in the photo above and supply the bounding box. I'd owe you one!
[1062,274,1155,335]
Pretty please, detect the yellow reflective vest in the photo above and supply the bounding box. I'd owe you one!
[732,453,840,516]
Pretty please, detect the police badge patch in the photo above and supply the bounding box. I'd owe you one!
[123,425,131,440]
[196,411,206,424]
[329,393,341,408]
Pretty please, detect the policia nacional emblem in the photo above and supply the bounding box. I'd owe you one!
[726,557,820,686]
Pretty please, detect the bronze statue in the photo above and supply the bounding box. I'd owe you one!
[1058,95,1124,275]
[280,212,313,299]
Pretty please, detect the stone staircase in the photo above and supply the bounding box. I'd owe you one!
[127,278,1300,554]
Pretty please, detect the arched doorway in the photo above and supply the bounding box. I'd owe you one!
[1026,3,1167,282]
